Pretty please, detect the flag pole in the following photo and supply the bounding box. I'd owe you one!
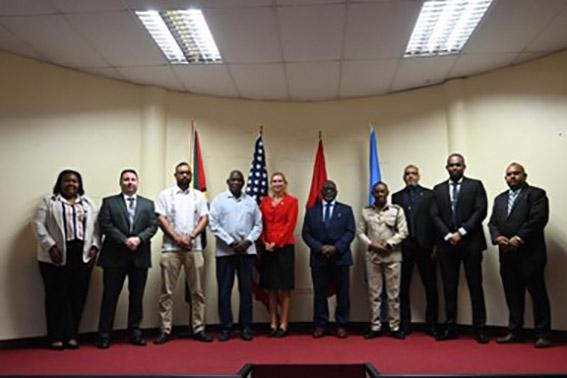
[318,130,322,140]
[259,125,263,136]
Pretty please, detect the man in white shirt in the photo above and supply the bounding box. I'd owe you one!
[154,162,211,344]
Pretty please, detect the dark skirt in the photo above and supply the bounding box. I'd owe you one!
[259,244,295,290]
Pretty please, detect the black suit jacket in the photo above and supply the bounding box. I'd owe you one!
[431,177,488,253]
[97,194,158,269]
[392,185,435,249]
[488,184,549,264]
[302,201,355,267]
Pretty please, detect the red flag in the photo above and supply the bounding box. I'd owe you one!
[192,128,207,193]
[306,139,328,208]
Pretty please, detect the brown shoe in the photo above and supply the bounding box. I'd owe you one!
[312,327,325,338]
[336,328,348,339]
[535,337,551,348]
[496,333,522,344]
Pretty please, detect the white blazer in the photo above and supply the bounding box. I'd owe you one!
[32,194,101,265]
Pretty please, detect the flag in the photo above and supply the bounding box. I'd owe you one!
[245,133,270,310]
[369,127,382,206]
[306,139,328,208]
[192,128,207,194]
[246,134,269,203]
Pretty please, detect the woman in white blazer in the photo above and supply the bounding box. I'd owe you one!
[32,170,100,350]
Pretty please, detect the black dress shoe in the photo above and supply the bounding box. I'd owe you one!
[218,330,232,342]
[66,339,79,350]
[496,333,522,344]
[436,329,459,341]
[96,338,110,349]
[390,330,406,340]
[192,331,213,343]
[364,330,384,339]
[535,337,551,348]
[312,327,325,338]
[275,328,288,338]
[269,327,278,337]
[49,341,64,351]
[241,329,254,341]
[154,332,170,345]
[476,332,489,344]
[426,326,440,339]
[129,335,146,346]
[336,328,348,339]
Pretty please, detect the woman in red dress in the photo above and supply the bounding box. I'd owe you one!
[259,172,298,337]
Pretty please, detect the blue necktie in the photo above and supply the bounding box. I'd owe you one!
[324,203,332,228]
[508,190,518,215]
[127,197,135,233]
[450,182,459,228]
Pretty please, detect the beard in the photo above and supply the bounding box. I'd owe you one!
[177,178,190,188]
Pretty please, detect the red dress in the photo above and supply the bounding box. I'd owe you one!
[259,194,298,289]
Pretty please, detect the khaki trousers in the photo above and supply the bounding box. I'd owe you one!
[159,250,206,334]
[366,253,401,332]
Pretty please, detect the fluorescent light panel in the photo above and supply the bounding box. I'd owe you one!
[136,9,222,64]
[405,0,493,57]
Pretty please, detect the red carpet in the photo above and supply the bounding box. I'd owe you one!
[1,332,566,376]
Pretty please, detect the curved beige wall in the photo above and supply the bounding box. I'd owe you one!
[0,50,566,340]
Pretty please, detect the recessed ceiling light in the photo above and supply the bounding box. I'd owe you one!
[136,9,222,64]
[405,0,493,58]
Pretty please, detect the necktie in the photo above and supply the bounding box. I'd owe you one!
[450,182,459,228]
[127,197,135,232]
[324,203,332,228]
[508,190,518,215]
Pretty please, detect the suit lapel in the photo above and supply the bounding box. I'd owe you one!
[133,197,144,228]
[507,186,527,220]
[115,194,131,230]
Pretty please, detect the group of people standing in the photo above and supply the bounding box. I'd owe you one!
[32,153,552,350]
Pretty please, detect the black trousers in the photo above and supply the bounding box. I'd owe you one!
[38,240,92,343]
[311,261,350,329]
[400,239,438,332]
[438,246,486,331]
[500,253,551,337]
[98,264,148,339]
[216,254,254,331]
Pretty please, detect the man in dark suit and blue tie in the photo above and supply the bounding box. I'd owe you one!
[489,163,551,348]
[431,154,489,343]
[302,180,355,339]
[96,169,158,349]
[392,165,439,338]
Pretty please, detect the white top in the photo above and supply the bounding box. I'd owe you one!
[155,186,209,251]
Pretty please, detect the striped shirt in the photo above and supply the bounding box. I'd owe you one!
[57,194,87,241]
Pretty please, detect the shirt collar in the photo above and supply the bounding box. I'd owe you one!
[174,185,191,195]
[227,190,245,200]
[123,193,137,202]
[323,200,336,207]
[56,194,83,204]
[448,177,464,185]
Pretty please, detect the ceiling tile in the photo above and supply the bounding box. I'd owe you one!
[276,0,345,4]
[229,63,288,100]
[464,0,567,53]
[449,53,518,78]
[340,59,398,98]
[80,66,124,80]
[50,0,128,13]
[65,11,166,66]
[173,64,239,97]
[118,65,186,91]
[525,4,567,52]
[286,61,340,100]
[0,0,58,16]
[343,1,421,60]
[1,14,107,67]
[0,22,40,59]
[278,4,345,62]
[124,0,272,10]
[204,7,281,63]
[391,55,457,91]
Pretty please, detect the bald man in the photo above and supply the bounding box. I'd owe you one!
[489,163,551,348]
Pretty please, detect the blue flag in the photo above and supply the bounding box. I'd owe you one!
[369,127,382,206]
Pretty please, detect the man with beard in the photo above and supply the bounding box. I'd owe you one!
[302,180,355,339]
[154,162,212,344]
[431,154,489,344]
[489,163,551,348]
[209,170,263,341]
[392,165,439,338]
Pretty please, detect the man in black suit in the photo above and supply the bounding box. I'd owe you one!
[431,153,489,343]
[392,165,439,338]
[489,163,551,348]
[96,169,158,349]
[302,180,355,339]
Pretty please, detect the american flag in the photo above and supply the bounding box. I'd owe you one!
[245,134,268,204]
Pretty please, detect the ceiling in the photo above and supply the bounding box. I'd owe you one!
[1,0,566,101]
